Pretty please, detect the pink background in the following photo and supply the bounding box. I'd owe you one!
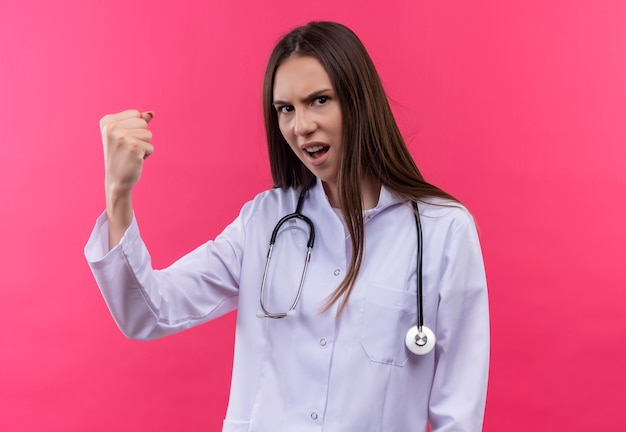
[1,1,625,430]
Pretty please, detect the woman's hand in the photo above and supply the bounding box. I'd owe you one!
[99,109,155,249]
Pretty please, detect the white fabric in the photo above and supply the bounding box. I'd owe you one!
[85,179,489,431]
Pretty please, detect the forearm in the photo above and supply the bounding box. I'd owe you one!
[106,185,133,250]
[99,109,155,249]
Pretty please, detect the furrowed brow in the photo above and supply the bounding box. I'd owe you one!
[302,89,332,102]
[273,88,333,106]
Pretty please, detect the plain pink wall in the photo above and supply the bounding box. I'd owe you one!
[1,1,625,430]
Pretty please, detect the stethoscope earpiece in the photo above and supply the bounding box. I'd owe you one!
[405,325,436,355]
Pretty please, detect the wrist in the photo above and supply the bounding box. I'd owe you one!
[105,184,133,249]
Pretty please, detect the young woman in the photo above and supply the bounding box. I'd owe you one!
[86,21,489,431]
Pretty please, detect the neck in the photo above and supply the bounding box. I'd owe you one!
[322,177,381,210]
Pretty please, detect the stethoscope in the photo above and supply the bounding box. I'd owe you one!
[257,190,436,356]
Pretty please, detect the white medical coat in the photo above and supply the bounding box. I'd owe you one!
[85,179,489,431]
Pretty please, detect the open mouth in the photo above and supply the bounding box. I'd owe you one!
[305,145,329,159]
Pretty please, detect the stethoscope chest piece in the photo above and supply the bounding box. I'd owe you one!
[405,325,436,355]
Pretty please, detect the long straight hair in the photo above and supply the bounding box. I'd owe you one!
[263,22,458,316]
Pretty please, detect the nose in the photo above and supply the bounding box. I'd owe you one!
[293,109,316,137]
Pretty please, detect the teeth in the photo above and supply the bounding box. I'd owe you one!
[305,145,324,153]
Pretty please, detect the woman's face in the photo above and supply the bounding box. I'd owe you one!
[273,55,343,187]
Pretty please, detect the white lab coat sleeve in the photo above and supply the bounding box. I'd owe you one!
[84,205,251,341]
[428,210,490,431]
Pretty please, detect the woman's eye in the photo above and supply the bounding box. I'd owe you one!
[277,105,294,114]
[315,96,329,105]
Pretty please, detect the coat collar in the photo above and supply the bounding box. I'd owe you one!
[305,178,403,217]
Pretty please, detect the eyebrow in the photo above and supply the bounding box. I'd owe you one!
[273,88,333,106]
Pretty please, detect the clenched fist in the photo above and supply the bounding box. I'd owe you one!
[101,109,155,194]
[99,109,155,249]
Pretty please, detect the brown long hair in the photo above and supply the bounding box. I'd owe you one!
[263,21,458,316]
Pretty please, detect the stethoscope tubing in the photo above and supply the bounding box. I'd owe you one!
[412,201,425,333]
[258,189,435,355]
[259,191,314,319]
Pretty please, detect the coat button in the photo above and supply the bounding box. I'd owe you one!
[333,269,341,276]
[319,338,327,347]
[311,412,319,420]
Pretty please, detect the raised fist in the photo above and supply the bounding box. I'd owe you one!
[100,109,155,196]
